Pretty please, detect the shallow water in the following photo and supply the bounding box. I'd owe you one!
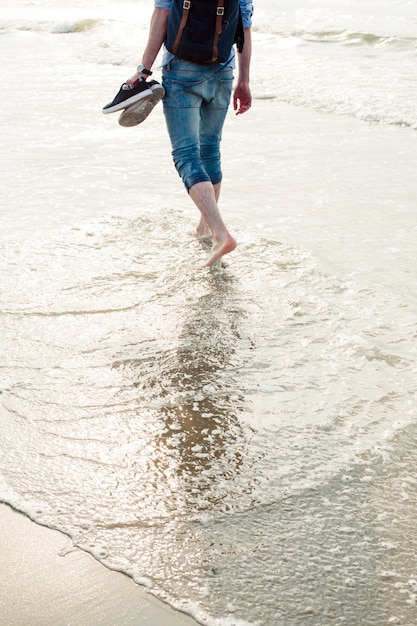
[2,203,417,624]
[1,1,417,624]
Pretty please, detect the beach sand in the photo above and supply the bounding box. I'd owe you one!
[0,504,197,626]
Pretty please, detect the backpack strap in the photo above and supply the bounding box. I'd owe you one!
[212,0,225,62]
[171,0,227,63]
[172,0,191,56]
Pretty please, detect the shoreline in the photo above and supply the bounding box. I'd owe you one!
[0,503,198,626]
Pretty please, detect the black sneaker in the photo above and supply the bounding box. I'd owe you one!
[118,80,165,127]
[102,78,153,114]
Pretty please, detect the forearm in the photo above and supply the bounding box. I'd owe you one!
[233,28,252,114]
[140,8,169,70]
[237,28,252,84]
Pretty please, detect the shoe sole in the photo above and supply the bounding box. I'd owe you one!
[118,85,165,127]
[102,87,154,114]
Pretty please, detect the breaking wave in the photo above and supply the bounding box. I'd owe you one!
[0,18,101,34]
[299,29,417,51]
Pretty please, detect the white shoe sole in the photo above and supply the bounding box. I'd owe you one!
[102,87,154,114]
[118,85,165,127]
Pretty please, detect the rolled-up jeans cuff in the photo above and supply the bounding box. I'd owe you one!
[184,173,212,191]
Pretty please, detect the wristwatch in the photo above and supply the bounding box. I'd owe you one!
[136,64,153,76]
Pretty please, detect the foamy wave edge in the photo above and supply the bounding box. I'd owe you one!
[0,18,101,34]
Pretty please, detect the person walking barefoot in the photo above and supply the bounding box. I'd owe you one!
[108,1,253,267]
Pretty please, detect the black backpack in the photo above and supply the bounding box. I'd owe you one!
[165,0,244,65]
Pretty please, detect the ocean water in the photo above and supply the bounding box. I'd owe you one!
[1,1,417,625]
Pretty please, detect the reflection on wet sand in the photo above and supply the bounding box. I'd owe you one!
[115,270,253,515]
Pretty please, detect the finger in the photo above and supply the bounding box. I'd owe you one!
[126,72,140,85]
[236,101,251,115]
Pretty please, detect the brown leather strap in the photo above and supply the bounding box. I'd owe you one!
[172,0,191,55]
[211,0,225,62]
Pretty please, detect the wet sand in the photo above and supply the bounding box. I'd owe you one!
[0,504,197,626]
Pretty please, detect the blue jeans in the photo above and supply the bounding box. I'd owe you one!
[162,58,234,190]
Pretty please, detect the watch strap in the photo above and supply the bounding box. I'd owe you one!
[137,64,153,76]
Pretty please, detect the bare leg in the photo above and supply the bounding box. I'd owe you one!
[189,181,236,267]
[195,182,221,240]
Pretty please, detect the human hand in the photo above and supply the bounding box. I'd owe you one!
[233,82,252,115]
[126,71,149,85]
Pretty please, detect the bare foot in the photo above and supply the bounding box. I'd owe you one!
[195,220,212,241]
[202,233,237,267]
[196,230,212,242]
